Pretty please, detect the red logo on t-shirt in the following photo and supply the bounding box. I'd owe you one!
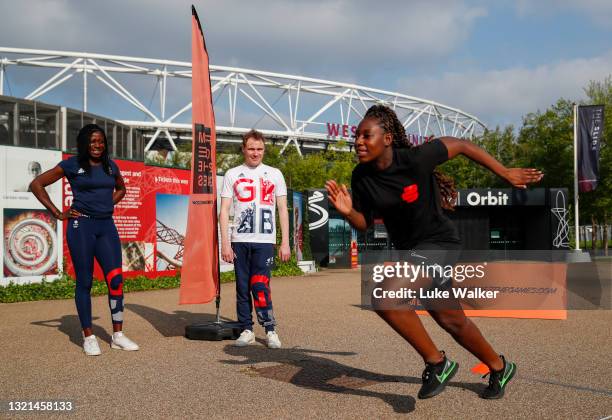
[401,184,419,203]
[260,178,275,205]
[233,178,255,202]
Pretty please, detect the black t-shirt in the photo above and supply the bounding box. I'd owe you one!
[351,139,460,249]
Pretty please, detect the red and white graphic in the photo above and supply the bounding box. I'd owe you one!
[233,178,255,202]
[3,209,58,277]
[221,163,287,244]
[260,178,275,205]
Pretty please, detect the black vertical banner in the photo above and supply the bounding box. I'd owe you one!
[578,105,604,193]
[307,189,329,267]
[192,123,213,194]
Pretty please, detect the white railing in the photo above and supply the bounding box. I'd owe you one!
[0,47,486,154]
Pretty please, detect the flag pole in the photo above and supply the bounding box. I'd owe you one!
[215,211,221,324]
[573,103,580,251]
[184,5,240,339]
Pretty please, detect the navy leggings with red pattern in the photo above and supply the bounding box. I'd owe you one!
[232,242,276,332]
[66,217,123,329]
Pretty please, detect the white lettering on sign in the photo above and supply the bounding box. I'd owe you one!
[466,191,509,206]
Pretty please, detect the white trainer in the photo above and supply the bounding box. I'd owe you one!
[235,329,255,347]
[111,332,140,351]
[83,334,102,356]
[266,331,281,349]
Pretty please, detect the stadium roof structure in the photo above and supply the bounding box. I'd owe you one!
[0,47,486,154]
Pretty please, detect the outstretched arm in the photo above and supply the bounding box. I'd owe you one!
[439,137,543,189]
[325,180,369,231]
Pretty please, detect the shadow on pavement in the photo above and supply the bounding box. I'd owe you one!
[125,303,236,337]
[221,344,482,413]
[31,315,111,347]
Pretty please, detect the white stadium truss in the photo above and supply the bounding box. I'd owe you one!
[0,47,486,154]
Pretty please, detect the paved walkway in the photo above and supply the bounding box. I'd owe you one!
[1,269,610,419]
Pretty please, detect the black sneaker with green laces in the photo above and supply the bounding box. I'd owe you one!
[417,352,459,399]
[480,355,516,399]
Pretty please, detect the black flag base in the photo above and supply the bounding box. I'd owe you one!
[185,321,242,341]
[184,296,242,341]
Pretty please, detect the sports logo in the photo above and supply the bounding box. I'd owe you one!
[401,184,419,203]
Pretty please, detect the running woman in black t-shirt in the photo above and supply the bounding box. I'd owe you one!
[326,105,542,399]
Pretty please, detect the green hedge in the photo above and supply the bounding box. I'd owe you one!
[0,256,303,303]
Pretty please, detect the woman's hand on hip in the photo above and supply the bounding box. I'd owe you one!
[57,207,83,220]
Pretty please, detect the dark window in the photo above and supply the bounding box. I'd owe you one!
[18,102,36,148]
[66,110,83,153]
[0,100,15,146]
[35,103,59,149]
[106,122,115,157]
[119,126,128,158]
[132,129,144,161]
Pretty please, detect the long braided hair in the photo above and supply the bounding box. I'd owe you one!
[76,124,113,176]
[363,105,457,210]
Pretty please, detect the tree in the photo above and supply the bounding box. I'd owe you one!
[511,80,612,253]
[439,125,519,188]
[516,99,575,190]
[262,144,356,191]
[516,98,591,249]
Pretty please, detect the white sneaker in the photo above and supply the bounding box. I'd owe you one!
[266,331,281,349]
[83,334,101,356]
[111,332,140,351]
[235,329,255,347]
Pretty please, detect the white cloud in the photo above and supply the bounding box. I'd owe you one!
[397,50,612,128]
[5,0,610,130]
[515,0,612,26]
[0,0,490,123]
[203,0,486,71]
[0,0,486,78]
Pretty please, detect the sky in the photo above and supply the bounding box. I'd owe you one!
[1,0,611,130]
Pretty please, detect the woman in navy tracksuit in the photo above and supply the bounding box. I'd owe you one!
[30,124,139,356]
